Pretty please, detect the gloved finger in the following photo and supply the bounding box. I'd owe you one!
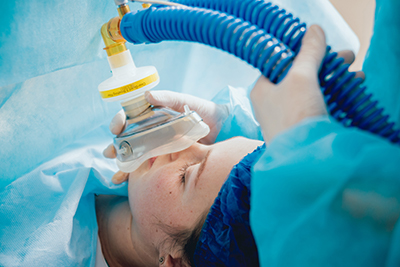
[291,25,327,75]
[103,144,116,159]
[145,90,207,112]
[145,90,185,111]
[112,171,129,184]
[109,109,126,135]
[354,70,366,80]
[325,51,365,81]
[337,50,356,65]
[335,51,366,81]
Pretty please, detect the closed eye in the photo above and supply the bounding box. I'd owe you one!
[178,162,199,185]
[179,164,190,184]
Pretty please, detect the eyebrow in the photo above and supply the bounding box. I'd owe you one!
[194,150,211,186]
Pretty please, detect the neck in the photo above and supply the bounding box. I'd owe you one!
[95,195,137,267]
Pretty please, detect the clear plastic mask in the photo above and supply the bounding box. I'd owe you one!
[114,105,210,173]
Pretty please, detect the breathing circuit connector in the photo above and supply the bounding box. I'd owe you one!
[100,1,131,57]
[99,2,159,104]
[101,17,127,57]
[99,1,160,117]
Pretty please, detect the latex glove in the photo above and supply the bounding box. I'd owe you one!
[103,90,229,184]
[250,25,365,144]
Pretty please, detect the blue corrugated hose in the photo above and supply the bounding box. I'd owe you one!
[120,3,400,144]
[171,0,306,52]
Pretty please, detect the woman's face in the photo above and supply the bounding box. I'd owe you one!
[127,137,262,265]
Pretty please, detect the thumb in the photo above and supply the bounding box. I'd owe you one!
[291,25,326,74]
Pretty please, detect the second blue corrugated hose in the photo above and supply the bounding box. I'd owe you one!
[120,2,400,144]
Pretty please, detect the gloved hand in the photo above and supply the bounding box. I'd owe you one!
[250,25,365,144]
[103,90,229,184]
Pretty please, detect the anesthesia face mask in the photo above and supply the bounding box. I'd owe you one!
[98,49,210,173]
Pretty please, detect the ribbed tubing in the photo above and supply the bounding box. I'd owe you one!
[122,6,295,82]
[120,5,400,144]
[171,0,306,52]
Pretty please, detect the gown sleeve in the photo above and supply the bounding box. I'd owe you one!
[362,0,400,125]
[250,116,400,267]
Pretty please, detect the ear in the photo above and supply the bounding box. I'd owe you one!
[163,254,190,267]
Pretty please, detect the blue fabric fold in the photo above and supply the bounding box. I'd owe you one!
[213,86,263,142]
[0,124,128,267]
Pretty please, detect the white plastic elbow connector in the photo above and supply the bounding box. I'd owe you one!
[114,0,128,6]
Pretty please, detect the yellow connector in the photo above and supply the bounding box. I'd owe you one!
[101,4,131,57]
[142,3,152,8]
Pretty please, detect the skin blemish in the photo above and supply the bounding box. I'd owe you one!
[169,191,172,194]
[156,229,158,233]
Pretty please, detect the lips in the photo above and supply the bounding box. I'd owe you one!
[148,157,157,168]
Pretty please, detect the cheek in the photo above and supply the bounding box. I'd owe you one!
[195,163,231,200]
[129,171,181,226]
